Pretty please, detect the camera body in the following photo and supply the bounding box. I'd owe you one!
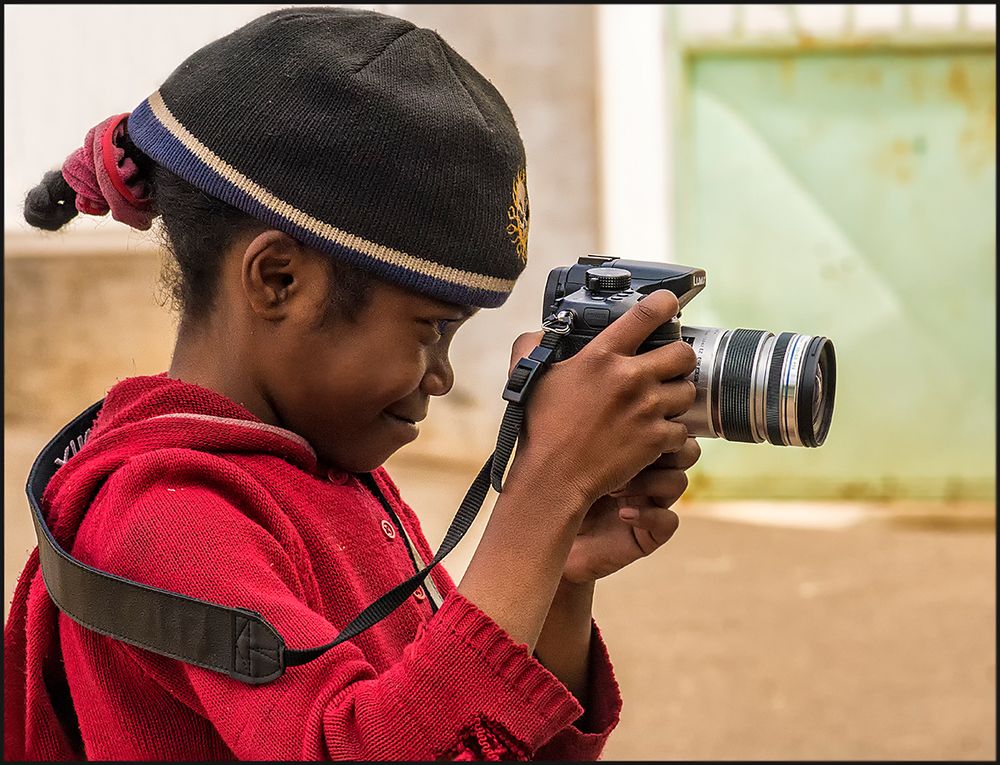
[542,255,705,361]
[541,255,836,448]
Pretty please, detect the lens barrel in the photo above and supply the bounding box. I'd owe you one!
[675,326,836,448]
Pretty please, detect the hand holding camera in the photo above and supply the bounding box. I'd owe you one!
[542,256,837,448]
[507,289,698,511]
[502,255,837,583]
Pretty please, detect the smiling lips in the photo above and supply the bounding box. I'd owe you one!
[384,410,423,425]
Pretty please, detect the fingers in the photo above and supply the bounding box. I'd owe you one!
[590,289,680,356]
[657,420,690,454]
[660,378,697,419]
[613,467,689,507]
[651,438,701,470]
[611,439,700,500]
[637,337,698,383]
[508,331,545,376]
[618,501,680,552]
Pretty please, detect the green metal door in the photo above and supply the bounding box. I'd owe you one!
[677,45,995,500]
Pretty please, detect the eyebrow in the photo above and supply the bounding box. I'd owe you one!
[429,300,478,319]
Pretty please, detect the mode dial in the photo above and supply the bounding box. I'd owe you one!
[584,267,632,294]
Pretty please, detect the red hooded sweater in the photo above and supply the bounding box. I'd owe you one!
[4,374,621,761]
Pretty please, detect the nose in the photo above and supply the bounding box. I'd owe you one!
[421,348,454,397]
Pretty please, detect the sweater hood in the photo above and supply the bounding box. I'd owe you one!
[4,373,332,760]
[40,374,326,545]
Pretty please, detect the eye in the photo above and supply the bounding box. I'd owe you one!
[435,319,457,336]
[421,318,457,341]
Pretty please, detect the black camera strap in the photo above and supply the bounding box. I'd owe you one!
[26,324,570,684]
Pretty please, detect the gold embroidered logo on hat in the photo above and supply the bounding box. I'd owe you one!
[506,168,529,264]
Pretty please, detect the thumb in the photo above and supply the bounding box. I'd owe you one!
[509,331,546,376]
[591,289,680,357]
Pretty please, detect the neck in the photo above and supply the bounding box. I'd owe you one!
[168,316,280,426]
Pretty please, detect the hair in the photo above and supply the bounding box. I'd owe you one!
[23,139,374,327]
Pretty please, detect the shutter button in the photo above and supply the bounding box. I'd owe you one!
[380,519,396,539]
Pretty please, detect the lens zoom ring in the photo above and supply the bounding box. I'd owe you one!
[765,333,795,446]
[719,329,762,443]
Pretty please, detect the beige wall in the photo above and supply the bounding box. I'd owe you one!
[4,241,179,619]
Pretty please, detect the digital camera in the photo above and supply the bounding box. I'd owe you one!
[542,256,837,447]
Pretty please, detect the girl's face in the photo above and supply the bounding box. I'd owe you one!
[260,269,477,474]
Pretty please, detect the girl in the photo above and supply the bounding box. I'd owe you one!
[5,7,700,760]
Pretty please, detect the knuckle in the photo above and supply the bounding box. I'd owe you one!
[645,427,666,456]
[631,299,659,325]
[663,506,681,528]
[651,510,680,547]
[674,470,689,495]
[582,340,616,370]
[642,387,665,417]
[662,421,688,452]
[514,331,539,347]
[655,470,687,498]
[666,342,696,378]
[679,342,697,374]
[623,472,647,496]
[616,356,645,390]
[683,439,702,468]
[663,379,695,416]
[683,380,697,408]
[648,289,680,316]
[510,333,541,369]
[654,342,691,381]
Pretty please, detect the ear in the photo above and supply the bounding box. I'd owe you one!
[240,230,327,321]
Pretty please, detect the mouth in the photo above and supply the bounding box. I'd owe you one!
[382,411,420,433]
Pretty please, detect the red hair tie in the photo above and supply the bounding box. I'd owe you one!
[61,113,154,230]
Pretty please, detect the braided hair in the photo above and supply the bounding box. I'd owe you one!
[24,123,373,326]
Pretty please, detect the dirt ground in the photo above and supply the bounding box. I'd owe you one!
[5,432,995,760]
[383,459,997,762]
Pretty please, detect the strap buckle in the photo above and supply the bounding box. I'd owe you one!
[502,345,556,405]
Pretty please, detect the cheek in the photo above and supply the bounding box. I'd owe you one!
[274,326,431,420]
[343,345,428,409]
[385,346,432,390]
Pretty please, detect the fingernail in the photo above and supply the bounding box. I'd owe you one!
[619,507,640,520]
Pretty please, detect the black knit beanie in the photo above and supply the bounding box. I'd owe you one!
[126,6,529,308]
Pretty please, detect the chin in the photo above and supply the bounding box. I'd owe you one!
[323,446,395,475]
[319,419,417,474]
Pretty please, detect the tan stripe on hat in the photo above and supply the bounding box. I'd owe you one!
[147,90,517,295]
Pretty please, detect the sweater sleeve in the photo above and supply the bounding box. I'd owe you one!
[377,466,624,759]
[533,620,623,760]
[71,460,587,761]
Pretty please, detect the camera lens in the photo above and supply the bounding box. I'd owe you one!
[676,326,836,448]
[812,365,826,436]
